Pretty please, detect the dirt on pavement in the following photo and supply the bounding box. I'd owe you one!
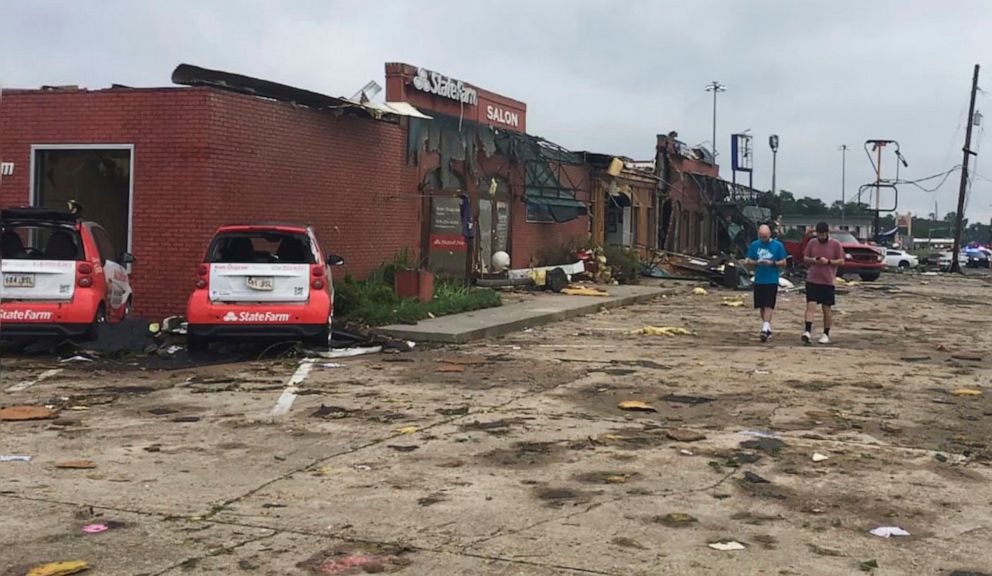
[1,273,991,575]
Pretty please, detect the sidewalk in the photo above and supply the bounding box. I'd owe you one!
[376,284,666,344]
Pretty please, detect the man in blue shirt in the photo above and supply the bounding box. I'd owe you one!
[745,224,788,342]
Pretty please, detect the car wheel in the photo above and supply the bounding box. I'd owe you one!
[84,305,107,341]
[859,272,881,282]
[898,260,910,270]
[187,334,209,353]
[305,327,331,350]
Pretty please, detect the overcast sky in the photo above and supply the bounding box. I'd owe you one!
[3,0,991,225]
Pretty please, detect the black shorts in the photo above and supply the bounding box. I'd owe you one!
[753,284,778,309]
[806,282,836,306]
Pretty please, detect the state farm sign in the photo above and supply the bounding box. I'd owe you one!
[412,68,478,105]
[0,309,53,321]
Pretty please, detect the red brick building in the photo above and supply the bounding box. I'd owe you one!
[0,64,593,319]
[0,84,419,318]
[385,63,590,273]
[656,132,721,254]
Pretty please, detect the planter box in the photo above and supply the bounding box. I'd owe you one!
[394,270,434,302]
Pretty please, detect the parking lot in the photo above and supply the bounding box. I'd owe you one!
[2,272,991,575]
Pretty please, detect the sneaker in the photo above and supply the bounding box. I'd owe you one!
[818,333,831,345]
[802,331,811,345]
[760,330,771,342]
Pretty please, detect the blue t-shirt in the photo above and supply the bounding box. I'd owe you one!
[747,239,787,285]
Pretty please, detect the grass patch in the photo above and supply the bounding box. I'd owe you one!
[334,254,502,326]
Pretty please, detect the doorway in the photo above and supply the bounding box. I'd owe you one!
[477,176,511,273]
[31,145,133,257]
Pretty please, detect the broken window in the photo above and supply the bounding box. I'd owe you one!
[33,147,132,256]
[206,232,315,264]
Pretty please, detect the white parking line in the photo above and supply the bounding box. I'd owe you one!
[7,368,63,393]
[269,360,313,417]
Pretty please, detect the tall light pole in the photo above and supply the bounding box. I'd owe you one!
[769,135,780,194]
[839,144,848,222]
[705,81,726,158]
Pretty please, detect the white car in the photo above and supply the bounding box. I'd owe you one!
[882,249,918,269]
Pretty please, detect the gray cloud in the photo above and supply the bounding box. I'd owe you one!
[2,0,991,222]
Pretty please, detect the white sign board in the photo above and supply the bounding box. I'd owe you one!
[412,68,478,105]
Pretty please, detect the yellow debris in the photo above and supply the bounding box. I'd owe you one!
[562,287,610,297]
[396,426,418,435]
[27,561,90,576]
[952,388,983,396]
[633,326,693,337]
[618,401,657,412]
[722,298,745,307]
[693,287,708,296]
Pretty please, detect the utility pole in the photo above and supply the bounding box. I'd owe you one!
[950,64,980,274]
[839,144,848,222]
[769,135,779,194]
[705,81,726,158]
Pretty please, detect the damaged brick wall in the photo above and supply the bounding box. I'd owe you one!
[0,87,418,319]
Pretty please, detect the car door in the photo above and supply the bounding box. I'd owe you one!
[89,224,132,320]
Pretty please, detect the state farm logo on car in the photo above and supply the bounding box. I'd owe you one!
[222,311,291,322]
[0,309,54,321]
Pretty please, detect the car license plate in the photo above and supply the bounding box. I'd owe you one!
[3,274,35,288]
[246,276,274,291]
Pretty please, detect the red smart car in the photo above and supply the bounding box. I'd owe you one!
[1,207,133,340]
[185,223,343,351]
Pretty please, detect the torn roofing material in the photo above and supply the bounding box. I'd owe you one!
[171,63,430,121]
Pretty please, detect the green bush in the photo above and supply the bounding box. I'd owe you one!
[333,254,501,327]
[535,237,592,267]
[602,244,641,285]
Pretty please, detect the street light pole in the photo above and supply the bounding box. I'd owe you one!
[839,144,848,222]
[769,135,780,194]
[705,81,726,158]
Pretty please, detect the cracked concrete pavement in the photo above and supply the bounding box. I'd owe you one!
[2,273,991,575]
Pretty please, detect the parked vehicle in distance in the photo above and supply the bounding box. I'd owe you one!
[964,246,991,268]
[924,252,952,271]
[882,248,919,269]
[185,223,344,351]
[1,207,133,339]
[783,230,885,281]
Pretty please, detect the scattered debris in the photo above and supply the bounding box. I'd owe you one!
[743,471,770,484]
[353,464,372,472]
[952,388,983,396]
[314,554,398,574]
[693,287,708,296]
[778,277,795,290]
[396,426,418,435]
[387,445,420,453]
[869,526,910,538]
[722,297,745,307]
[667,429,706,442]
[316,346,383,359]
[171,416,200,423]
[59,355,94,363]
[611,536,648,550]
[0,406,58,421]
[708,540,746,551]
[437,365,466,373]
[951,354,983,362]
[26,562,90,576]
[859,559,879,572]
[632,326,694,336]
[661,394,714,405]
[679,449,694,456]
[55,460,97,470]
[562,286,610,297]
[618,401,657,412]
[320,363,345,369]
[81,524,109,534]
[311,405,351,419]
[739,429,780,439]
[740,437,786,455]
[655,512,698,527]
[812,453,829,462]
[0,455,32,462]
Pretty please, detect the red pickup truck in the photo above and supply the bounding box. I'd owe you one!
[783,230,884,281]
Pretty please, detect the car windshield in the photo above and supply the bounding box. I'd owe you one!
[206,231,315,264]
[829,231,858,244]
[1,223,84,260]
